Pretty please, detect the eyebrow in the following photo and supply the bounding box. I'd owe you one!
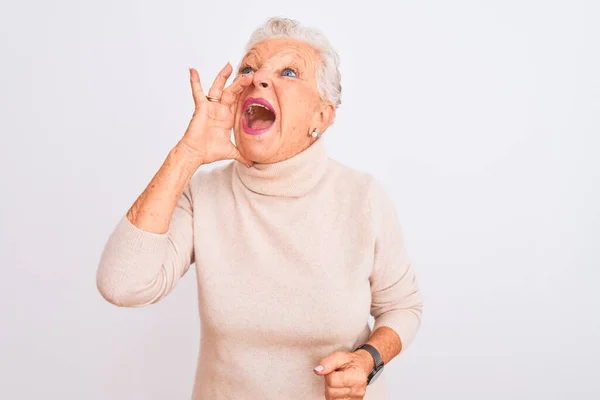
[238,52,309,75]
[287,56,306,71]
[238,51,258,71]
[241,51,257,63]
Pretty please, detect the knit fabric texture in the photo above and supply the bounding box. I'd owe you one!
[97,138,423,399]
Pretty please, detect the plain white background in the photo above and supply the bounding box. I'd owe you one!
[1,0,598,398]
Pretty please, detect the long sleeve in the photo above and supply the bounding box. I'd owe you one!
[368,179,424,351]
[96,183,195,307]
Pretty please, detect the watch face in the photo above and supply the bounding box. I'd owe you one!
[368,366,384,385]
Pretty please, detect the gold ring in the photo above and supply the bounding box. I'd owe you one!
[206,95,220,102]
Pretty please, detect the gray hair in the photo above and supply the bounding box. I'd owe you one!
[244,17,342,108]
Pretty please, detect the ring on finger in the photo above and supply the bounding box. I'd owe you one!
[206,95,220,102]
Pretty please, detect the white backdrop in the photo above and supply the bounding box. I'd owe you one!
[1,1,598,399]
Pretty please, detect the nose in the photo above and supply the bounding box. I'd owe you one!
[252,69,271,89]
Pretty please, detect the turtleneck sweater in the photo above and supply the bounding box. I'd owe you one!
[96,138,423,400]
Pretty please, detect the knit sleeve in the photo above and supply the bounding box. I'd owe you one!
[368,179,424,351]
[96,183,195,307]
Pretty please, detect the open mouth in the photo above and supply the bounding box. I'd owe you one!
[242,97,276,135]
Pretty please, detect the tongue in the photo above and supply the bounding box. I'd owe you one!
[248,115,273,130]
[248,108,275,130]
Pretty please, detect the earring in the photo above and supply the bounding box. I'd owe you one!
[310,128,320,138]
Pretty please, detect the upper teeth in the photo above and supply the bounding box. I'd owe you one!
[246,103,270,114]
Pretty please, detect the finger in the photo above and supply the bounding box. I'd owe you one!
[325,384,352,400]
[325,370,346,388]
[326,368,366,390]
[314,351,352,376]
[207,62,233,101]
[189,67,205,108]
[220,72,254,108]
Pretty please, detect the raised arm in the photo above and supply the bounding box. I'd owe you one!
[96,63,254,307]
[96,144,201,307]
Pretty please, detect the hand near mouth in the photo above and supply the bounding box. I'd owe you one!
[180,63,254,167]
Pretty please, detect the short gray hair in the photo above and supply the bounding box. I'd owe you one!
[244,17,342,108]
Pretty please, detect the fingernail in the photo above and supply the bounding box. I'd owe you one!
[314,365,324,372]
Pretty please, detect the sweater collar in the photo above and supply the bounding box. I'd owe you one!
[234,138,328,197]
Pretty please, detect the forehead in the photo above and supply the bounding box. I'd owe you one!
[242,38,320,66]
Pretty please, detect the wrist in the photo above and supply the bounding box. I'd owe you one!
[354,349,375,376]
[172,140,204,169]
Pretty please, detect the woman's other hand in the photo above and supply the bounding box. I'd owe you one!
[181,63,254,167]
[313,350,372,399]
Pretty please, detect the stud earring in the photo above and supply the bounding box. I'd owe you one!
[310,128,320,138]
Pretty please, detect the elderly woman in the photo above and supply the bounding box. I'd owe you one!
[97,17,423,400]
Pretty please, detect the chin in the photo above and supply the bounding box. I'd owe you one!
[234,127,281,164]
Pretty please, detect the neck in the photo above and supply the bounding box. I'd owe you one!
[234,139,328,197]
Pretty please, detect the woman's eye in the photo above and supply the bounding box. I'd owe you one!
[282,68,297,78]
[241,66,254,74]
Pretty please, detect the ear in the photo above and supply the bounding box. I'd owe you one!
[317,102,336,133]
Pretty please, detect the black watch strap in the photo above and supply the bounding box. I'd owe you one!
[354,343,384,385]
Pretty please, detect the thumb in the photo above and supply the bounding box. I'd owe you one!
[313,351,351,376]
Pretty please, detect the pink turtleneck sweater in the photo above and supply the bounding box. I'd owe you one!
[96,138,423,399]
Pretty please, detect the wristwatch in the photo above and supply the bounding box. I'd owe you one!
[354,343,384,385]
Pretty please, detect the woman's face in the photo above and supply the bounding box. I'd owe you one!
[233,38,335,164]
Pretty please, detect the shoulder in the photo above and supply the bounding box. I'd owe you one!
[326,157,389,205]
[187,161,235,198]
[326,158,372,193]
[325,157,398,225]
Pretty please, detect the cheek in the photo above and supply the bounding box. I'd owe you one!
[278,86,316,125]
